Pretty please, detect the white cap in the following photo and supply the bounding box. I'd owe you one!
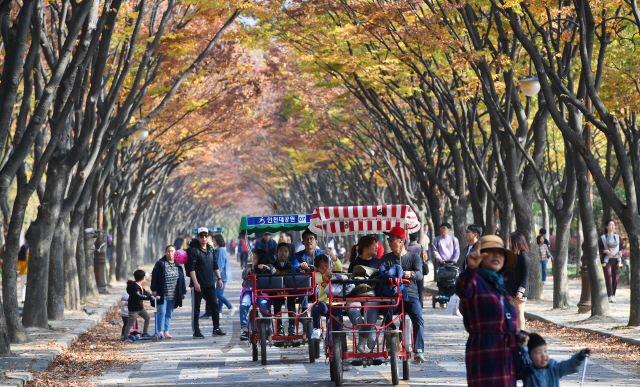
[197,227,209,235]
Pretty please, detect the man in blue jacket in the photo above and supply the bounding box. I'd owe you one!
[255,232,278,263]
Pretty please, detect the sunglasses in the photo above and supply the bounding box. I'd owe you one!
[387,237,395,243]
[198,234,208,238]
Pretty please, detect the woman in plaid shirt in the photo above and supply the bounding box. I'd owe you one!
[537,236,553,284]
[456,235,528,387]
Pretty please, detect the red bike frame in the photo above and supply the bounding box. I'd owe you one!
[248,271,318,341]
[326,277,412,361]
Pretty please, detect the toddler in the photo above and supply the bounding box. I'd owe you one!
[120,292,129,340]
[122,270,152,342]
[523,333,590,387]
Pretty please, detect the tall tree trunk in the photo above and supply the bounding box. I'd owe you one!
[130,211,143,268]
[575,156,610,316]
[64,215,82,310]
[48,218,67,320]
[552,145,577,309]
[0,294,9,354]
[23,162,70,328]
[84,184,99,300]
[540,199,549,237]
[1,172,30,342]
[116,215,131,280]
[77,226,87,300]
[110,206,118,283]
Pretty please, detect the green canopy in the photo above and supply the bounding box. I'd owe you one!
[239,214,312,235]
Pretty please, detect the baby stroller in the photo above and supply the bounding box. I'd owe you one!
[432,261,459,308]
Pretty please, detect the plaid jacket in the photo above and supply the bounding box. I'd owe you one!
[456,267,518,387]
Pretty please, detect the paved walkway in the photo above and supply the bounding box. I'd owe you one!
[2,257,639,386]
[87,263,638,386]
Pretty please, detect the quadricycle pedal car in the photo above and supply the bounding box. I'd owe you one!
[308,205,422,386]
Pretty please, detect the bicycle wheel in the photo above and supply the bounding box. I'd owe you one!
[306,321,315,363]
[252,339,258,361]
[259,321,268,365]
[403,357,411,380]
[389,333,399,385]
[333,335,344,386]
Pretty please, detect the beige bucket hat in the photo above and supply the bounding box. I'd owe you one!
[478,235,517,272]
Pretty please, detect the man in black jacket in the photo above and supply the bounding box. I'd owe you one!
[187,227,226,338]
[458,224,482,272]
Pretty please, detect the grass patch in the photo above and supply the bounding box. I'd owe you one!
[611,325,634,330]
[546,264,580,279]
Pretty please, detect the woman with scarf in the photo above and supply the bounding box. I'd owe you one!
[455,235,526,387]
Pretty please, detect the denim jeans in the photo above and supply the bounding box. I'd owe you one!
[540,260,548,282]
[239,292,269,329]
[157,298,176,332]
[403,297,424,352]
[312,301,344,345]
[217,282,233,312]
[345,302,378,337]
[384,297,424,352]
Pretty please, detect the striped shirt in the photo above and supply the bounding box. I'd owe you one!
[538,244,552,262]
[164,262,179,300]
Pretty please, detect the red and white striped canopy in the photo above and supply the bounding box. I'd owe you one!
[309,205,421,236]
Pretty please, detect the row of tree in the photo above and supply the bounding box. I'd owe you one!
[0,0,282,355]
[241,0,640,325]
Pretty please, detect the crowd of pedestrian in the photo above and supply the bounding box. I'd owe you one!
[113,222,607,386]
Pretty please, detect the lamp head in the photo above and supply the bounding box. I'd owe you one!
[134,128,149,140]
[519,75,541,97]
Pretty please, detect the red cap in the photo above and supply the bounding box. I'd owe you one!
[385,226,406,240]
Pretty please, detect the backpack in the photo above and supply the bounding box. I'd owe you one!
[240,239,249,253]
[377,264,408,300]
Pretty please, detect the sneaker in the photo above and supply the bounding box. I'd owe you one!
[413,350,426,364]
[311,328,322,340]
[212,328,227,336]
[608,296,614,303]
[140,333,151,338]
[288,325,296,336]
[124,338,134,343]
[200,313,211,318]
[357,337,367,353]
[228,306,238,318]
[163,332,172,339]
[240,331,250,341]
[367,336,377,350]
[277,326,285,336]
[611,296,616,303]
[193,331,205,339]
[120,335,125,341]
